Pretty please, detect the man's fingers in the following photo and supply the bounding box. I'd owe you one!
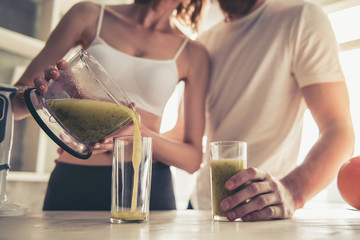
[228,192,281,220]
[221,181,275,212]
[226,167,270,190]
[241,205,285,222]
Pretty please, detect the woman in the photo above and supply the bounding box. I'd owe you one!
[12,0,209,210]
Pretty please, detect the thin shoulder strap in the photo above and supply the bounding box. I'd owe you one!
[173,38,189,60]
[95,3,106,38]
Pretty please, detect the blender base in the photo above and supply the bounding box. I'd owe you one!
[0,200,27,217]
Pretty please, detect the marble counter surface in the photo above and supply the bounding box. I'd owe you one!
[0,203,359,240]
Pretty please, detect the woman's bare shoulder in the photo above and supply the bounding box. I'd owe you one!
[176,38,209,84]
[185,39,210,63]
[65,1,101,22]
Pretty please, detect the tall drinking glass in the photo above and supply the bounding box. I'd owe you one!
[111,136,152,223]
[210,141,247,221]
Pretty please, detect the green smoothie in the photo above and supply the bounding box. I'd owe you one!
[210,159,246,218]
[46,98,133,144]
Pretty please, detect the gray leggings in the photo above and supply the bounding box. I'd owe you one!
[43,161,176,210]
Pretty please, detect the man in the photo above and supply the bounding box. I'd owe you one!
[190,0,355,221]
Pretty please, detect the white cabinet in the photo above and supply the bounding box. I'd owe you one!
[0,0,62,181]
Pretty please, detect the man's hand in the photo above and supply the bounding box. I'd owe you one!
[220,168,296,221]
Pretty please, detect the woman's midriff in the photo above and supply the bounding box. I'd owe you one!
[56,151,114,166]
[56,108,161,166]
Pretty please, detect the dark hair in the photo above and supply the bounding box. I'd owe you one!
[134,0,206,32]
[175,0,206,32]
[217,0,257,19]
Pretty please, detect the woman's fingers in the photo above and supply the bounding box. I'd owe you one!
[56,59,69,70]
[34,76,48,94]
[36,64,60,94]
[43,59,68,82]
[44,66,59,81]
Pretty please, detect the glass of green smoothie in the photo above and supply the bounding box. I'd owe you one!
[24,49,135,159]
[210,141,247,221]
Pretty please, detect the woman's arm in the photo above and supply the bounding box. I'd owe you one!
[12,2,99,120]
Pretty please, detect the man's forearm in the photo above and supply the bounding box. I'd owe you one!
[280,125,354,209]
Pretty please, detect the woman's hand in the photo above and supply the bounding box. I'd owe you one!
[33,59,68,94]
[220,168,296,221]
[91,123,136,153]
[13,60,72,120]
[92,137,114,154]
[34,59,81,100]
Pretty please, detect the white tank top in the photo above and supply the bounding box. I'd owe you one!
[87,4,188,116]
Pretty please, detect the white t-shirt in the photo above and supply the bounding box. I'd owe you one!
[191,0,345,210]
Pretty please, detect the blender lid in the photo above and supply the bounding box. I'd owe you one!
[24,88,92,159]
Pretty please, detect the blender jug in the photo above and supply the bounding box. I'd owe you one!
[0,84,27,216]
[24,49,136,159]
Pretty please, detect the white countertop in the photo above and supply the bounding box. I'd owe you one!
[1,203,359,240]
